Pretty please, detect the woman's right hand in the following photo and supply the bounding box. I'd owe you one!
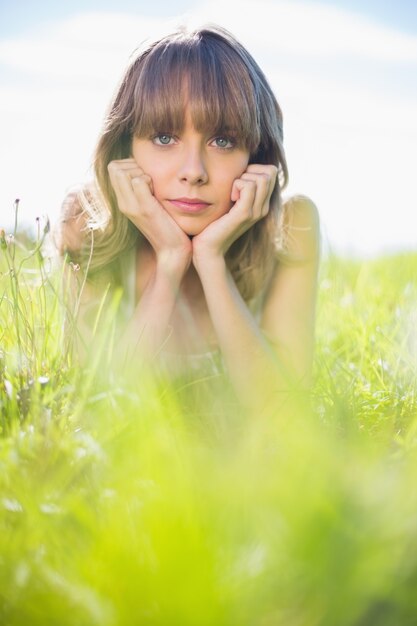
[107,158,192,272]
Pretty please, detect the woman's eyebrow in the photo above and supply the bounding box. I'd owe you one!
[208,127,239,135]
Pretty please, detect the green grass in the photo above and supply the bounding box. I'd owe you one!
[1,221,417,625]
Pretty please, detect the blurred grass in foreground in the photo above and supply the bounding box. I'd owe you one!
[1,218,417,626]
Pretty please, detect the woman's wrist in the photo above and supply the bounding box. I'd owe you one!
[193,251,226,279]
[156,248,191,281]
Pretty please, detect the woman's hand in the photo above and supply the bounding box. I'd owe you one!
[192,164,278,270]
[108,159,192,272]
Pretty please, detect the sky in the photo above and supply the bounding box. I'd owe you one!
[0,0,416,257]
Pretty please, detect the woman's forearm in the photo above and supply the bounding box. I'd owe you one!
[117,259,187,366]
[195,258,300,412]
[65,258,187,370]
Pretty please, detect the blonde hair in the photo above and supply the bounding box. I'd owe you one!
[76,24,288,300]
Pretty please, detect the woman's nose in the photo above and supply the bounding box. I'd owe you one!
[177,147,208,185]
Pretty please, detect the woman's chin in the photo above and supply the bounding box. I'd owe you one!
[183,226,205,237]
[174,217,208,237]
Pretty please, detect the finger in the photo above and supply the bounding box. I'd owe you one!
[242,168,276,195]
[245,163,278,180]
[245,164,278,198]
[108,160,146,177]
[129,170,153,194]
[108,157,153,194]
[230,179,257,221]
[108,161,155,201]
[131,173,155,207]
[108,167,138,213]
[239,172,272,216]
[108,158,139,168]
[108,167,151,216]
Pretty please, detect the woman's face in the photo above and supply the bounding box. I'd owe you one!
[131,106,250,236]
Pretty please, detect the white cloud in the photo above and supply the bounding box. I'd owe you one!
[0,1,416,255]
[1,1,416,80]
[0,13,169,85]
[192,0,417,64]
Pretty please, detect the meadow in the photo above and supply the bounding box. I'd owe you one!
[1,212,416,626]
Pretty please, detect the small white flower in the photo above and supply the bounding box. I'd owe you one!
[4,379,13,398]
[3,498,24,512]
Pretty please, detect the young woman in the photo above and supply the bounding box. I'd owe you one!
[56,25,320,413]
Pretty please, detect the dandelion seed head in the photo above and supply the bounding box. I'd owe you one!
[40,503,62,515]
[15,561,30,587]
[4,380,13,398]
[3,498,23,513]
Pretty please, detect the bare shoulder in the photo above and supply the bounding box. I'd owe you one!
[54,187,90,257]
[282,194,320,228]
[278,194,320,264]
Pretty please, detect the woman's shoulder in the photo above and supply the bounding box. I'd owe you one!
[277,194,320,264]
[54,185,92,258]
[281,193,320,229]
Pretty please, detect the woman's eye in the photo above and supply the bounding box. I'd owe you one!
[212,136,234,149]
[153,134,173,145]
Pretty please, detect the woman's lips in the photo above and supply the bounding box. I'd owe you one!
[168,198,211,213]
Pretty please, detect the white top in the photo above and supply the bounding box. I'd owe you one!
[116,245,267,379]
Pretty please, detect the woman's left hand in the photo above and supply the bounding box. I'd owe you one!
[192,164,278,269]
